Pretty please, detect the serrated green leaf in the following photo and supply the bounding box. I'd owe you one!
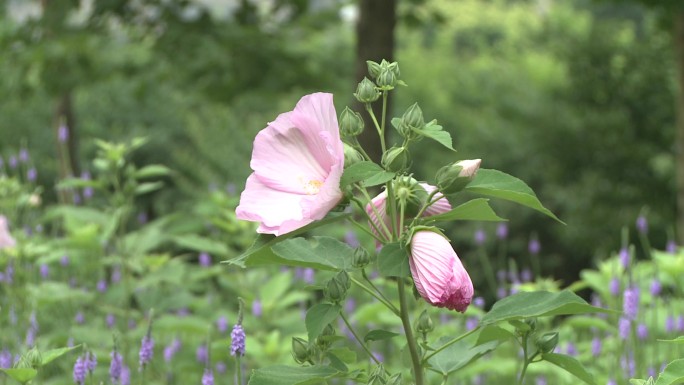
[481,291,609,325]
[427,336,499,375]
[248,365,341,385]
[364,329,400,342]
[377,242,410,278]
[340,161,394,187]
[264,237,354,271]
[41,345,80,366]
[413,120,455,151]
[226,213,351,267]
[426,198,506,223]
[466,169,563,223]
[305,303,341,344]
[542,353,596,385]
[656,359,684,385]
[1,368,38,384]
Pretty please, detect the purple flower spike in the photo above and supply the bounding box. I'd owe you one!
[139,335,154,368]
[73,356,86,385]
[618,317,631,339]
[75,312,85,324]
[591,336,602,357]
[252,299,262,317]
[85,351,97,373]
[39,264,49,279]
[565,342,577,356]
[528,238,540,255]
[217,316,228,334]
[97,279,108,293]
[666,315,675,333]
[196,344,208,364]
[0,350,12,368]
[164,338,181,363]
[622,286,639,320]
[27,168,37,182]
[667,240,677,254]
[678,315,684,332]
[636,215,648,234]
[650,279,662,297]
[202,368,214,385]
[344,231,360,247]
[230,324,246,356]
[496,223,508,240]
[473,297,485,308]
[535,376,547,385]
[19,149,29,163]
[110,351,123,382]
[61,255,70,267]
[619,248,630,269]
[58,124,69,143]
[8,156,17,169]
[121,365,130,385]
[637,323,648,340]
[199,252,212,267]
[106,314,116,329]
[215,362,226,374]
[474,229,486,245]
[609,277,620,297]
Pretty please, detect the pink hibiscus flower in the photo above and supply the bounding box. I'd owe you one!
[409,230,474,312]
[236,93,344,236]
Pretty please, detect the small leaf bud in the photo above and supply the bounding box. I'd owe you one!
[400,103,425,132]
[435,159,482,194]
[381,146,411,173]
[291,337,312,364]
[343,144,364,168]
[339,107,365,137]
[416,310,434,336]
[352,247,371,269]
[354,77,381,103]
[535,332,559,354]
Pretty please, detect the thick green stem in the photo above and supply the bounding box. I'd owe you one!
[340,312,383,366]
[236,356,242,385]
[365,104,386,154]
[517,337,530,385]
[397,280,424,385]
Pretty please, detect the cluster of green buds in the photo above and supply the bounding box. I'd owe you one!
[367,59,402,90]
[291,337,315,365]
[324,271,351,304]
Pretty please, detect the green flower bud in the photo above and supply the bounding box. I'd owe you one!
[367,60,382,79]
[435,159,482,194]
[343,144,364,168]
[381,146,411,173]
[377,68,397,90]
[416,310,434,336]
[368,364,387,384]
[352,247,371,268]
[392,176,428,217]
[316,323,336,350]
[335,270,351,290]
[339,107,365,137]
[291,337,312,364]
[524,318,538,332]
[400,103,425,133]
[386,60,400,78]
[354,77,380,103]
[324,271,350,303]
[535,331,559,354]
[387,373,402,385]
[25,347,42,369]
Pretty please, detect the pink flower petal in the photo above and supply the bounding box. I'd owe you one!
[420,183,452,216]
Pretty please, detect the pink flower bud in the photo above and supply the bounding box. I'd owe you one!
[409,230,474,312]
[456,159,481,178]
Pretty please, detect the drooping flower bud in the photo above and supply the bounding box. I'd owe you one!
[291,337,312,364]
[409,230,474,312]
[352,247,371,268]
[381,146,410,173]
[535,332,559,354]
[354,77,380,103]
[416,310,434,337]
[343,144,364,169]
[435,159,481,194]
[339,107,365,137]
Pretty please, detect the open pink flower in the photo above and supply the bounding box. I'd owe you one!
[0,215,16,249]
[236,93,344,236]
[409,230,473,312]
[365,183,451,240]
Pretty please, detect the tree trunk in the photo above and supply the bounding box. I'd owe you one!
[354,0,396,162]
[676,11,684,243]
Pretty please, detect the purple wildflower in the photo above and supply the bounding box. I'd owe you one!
[106,314,116,329]
[81,172,94,199]
[0,349,12,368]
[496,223,508,240]
[110,351,123,382]
[73,356,87,384]
[121,365,130,385]
[61,255,70,266]
[619,317,631,339]
[58,124,69,143]
[520,268,532,282]
[345,298,356,313]
[536,376,547,385]
[609,277,620,297]
[623,285,639,320]
[497,287,507,299]
[474,229,486,245]
[607,379,617,385]
[667,240,677,254]
[215,361,226,374]
[8,156,17,169]
[252,299,262,317]
[19,149,28,163]
[650,279,662,297]
[111,266,122,283]
[216,316,228,334]
[678,315,684,332]
[474,297,485,308]
[344,231,360,247]
[591,336,601,357]
[302,268,314,284]
[39,264,49,279]
[466,317,478,331]
[75,312,85,324]
[85,351,97,373]
[637,323,648,340]
[565,342,577,356]
[196,344,208,364]
[619,248,630,269]
[666,315,675,333]
[202,368,214,385]
[139,335,154,368]
[636,215,648,234]
[528,237,540,255]
[97,279,107,292]
[230,324,246,356]
[199,252,212,267]
[164,338,181,363]
[27,168,37,182]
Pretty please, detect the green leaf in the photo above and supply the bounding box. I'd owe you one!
[305,303,341,342]
[426,198,506,223]
[364,329,400,342]
[41,345,80,366]
[541,353,596,385]
[172,234,230,257]
[0,368,38,384]
[414,120,455,151]
[134,164,172,179]
[134,181,164,195]
[226,212,351,267]
[658,337,684,344]
[466,169,563,223]
[260,237,354,271]
[475,325,516,346]
[481,291,609,325]
[427,336,499,375]
[248,365,341,385]
[656,359,684,385]
[377,242,410,278]
[340,161,394,187]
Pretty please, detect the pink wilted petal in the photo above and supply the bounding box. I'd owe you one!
[420,183,451,217]
[236,93,344,236]
[409,230,474,312]
[0,215,16,249]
